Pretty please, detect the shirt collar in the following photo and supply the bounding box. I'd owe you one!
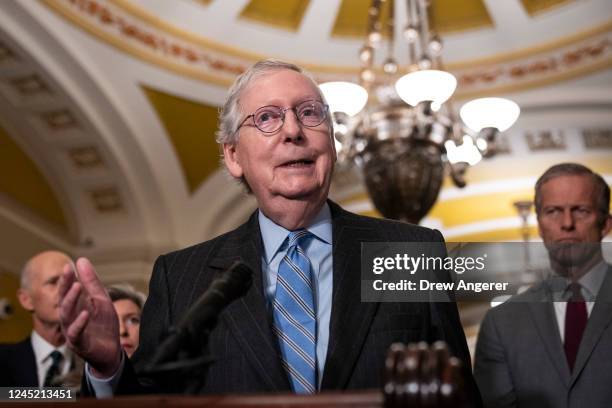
[550,260,608,301]
[31,330,69,364]
[258,202,332,265]
[577,260,608,299]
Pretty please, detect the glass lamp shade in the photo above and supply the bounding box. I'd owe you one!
[395,70,457,106]
[444,135,482,166]
[319,81,368,117]
[460,97,520,132]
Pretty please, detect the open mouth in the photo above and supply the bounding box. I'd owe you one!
[279,159,315,167]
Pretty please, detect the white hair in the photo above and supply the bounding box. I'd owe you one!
[215,59,331,145]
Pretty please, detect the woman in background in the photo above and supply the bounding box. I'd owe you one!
[108,284,146,358]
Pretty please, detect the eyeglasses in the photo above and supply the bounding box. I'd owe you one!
[236,99,328,134]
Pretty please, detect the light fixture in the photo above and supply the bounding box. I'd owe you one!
[319,82,368,116]
[320,0,520,223]
[460,97,521,132]
[395,69,457,107]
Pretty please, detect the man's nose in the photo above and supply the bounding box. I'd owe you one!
[561,208,575,230]
[282,110,303,142]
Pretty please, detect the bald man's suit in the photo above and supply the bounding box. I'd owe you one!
[0,338,38,386]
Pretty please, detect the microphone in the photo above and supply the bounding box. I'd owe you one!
[145,261,253,371]
[176,260,253,341]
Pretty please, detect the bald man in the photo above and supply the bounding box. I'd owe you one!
[0,251,75,387]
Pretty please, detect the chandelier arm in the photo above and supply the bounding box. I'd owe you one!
[415,0,430,64]
[368,0,383,42]
[386,0,395,62]
[361,0,383,89]
[405,0,418,66]
[431,39,442,70]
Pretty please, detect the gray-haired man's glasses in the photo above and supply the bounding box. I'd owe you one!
[235,100,328,135]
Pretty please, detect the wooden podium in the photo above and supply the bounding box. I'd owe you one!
[0,391,383,408]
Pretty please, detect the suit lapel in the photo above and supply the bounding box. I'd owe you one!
[527,302,571,386]
[570,266,612,387]
[207,211,290,391]
[321,202,381,389]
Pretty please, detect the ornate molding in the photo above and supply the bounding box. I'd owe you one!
[42,0,250,86]
[453,31,612,98]
[40,0,612,94]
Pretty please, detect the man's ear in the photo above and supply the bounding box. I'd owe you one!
[222,143,244,179]
[17,288,33,312]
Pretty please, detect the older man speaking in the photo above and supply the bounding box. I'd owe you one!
[58,60,479,402]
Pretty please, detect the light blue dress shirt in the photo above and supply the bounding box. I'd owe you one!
[258,203,333,388]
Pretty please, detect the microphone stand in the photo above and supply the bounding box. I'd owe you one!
[139,261,253,394]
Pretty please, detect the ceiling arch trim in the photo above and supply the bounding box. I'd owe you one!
[41,0,612,95]
[42,0,252,86]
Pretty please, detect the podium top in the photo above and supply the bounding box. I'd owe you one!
[0,390,383,408]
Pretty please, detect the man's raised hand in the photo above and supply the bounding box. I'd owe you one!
[59,257,122,378]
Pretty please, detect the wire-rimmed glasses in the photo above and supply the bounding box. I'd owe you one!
[236,99,328,134]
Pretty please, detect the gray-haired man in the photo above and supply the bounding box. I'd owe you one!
[475,163,612,408]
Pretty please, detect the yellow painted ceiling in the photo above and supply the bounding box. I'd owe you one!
[142,86,220,194]
[332,0,392,38]
[239,0,494,37]
[0,124,67,230]
[207,0,579,36]
[520,0,576,16]
[429,0,493,33]
[240,0,311,31]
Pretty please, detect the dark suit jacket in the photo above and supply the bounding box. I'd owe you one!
[110,201,480,403]
[0,337,38,386]
[474,266,612,408]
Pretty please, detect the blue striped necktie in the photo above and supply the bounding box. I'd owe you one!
[273,229,317,394]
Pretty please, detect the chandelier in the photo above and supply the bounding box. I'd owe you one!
[320,0,520,224]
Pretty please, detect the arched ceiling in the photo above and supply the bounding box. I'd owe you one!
[0,123,67,229]
[39,0,611,93]
[0,0,610,285]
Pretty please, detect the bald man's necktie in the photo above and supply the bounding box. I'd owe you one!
[273,229,317,394]
[43,350,63,387]
[564,283,587,372]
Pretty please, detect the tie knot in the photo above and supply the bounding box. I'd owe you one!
[567,283,584,302]
[287,229,312,248]
[48,350,63,365]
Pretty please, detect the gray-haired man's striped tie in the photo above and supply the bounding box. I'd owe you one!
[273,229,317,394]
